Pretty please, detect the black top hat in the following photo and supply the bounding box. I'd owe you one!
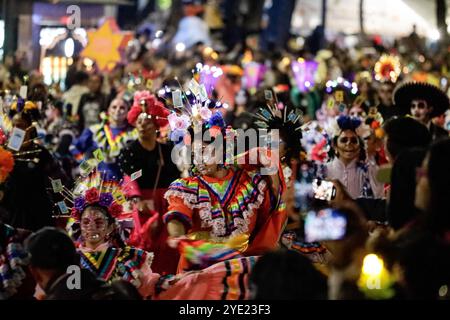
[393,82,450,118]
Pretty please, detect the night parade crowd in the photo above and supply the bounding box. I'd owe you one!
[0,1,450,301]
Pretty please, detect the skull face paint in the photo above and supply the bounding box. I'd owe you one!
[80,206,111,248]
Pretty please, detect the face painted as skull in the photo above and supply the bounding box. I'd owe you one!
[80,206,112,248]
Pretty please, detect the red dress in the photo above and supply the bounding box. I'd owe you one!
[119,141,181,275]
[123,180,180,276]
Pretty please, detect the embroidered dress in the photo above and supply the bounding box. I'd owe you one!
[77,242,158,298]
[154,256,259,300]
[78,240,258,300]
[71,123,137,180]
[164,168,287,272]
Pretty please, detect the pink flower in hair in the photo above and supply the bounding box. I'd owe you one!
[168,113,191,131]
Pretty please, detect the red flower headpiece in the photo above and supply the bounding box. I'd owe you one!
[127,90,170,128]
[70,187,123,221]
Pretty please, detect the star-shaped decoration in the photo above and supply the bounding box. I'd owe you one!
[81,18,124,71]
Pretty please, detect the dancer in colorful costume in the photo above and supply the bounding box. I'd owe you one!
[56,170,258,300]
[161,80,288,272]
[253,97,331,264]
[58,171,157,298]
[70,95,137,180]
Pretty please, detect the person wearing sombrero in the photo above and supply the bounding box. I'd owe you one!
[393,82,449,141]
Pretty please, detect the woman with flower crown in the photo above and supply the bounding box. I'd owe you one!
[323,115,384,199]
[57,171,259,300]
[160,87,288,273]
[62,172,159,298]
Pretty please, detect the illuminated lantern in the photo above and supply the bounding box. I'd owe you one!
[291,59,318,92]
[243,62,266,91]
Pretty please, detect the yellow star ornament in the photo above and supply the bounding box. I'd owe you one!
[81,19,124,71]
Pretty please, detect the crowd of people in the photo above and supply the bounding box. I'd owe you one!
[0,1,449,301]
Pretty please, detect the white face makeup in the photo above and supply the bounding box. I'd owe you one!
[235,90,247,105]
[108,100,128,125]
[80,207,111,247]
[336,130,360,162]
[410,99,432,124]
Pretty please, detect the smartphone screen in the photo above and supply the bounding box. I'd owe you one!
[312,179,336,201]
[304,208,347,242]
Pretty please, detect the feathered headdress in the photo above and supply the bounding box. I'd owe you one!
[253,100,305,161]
